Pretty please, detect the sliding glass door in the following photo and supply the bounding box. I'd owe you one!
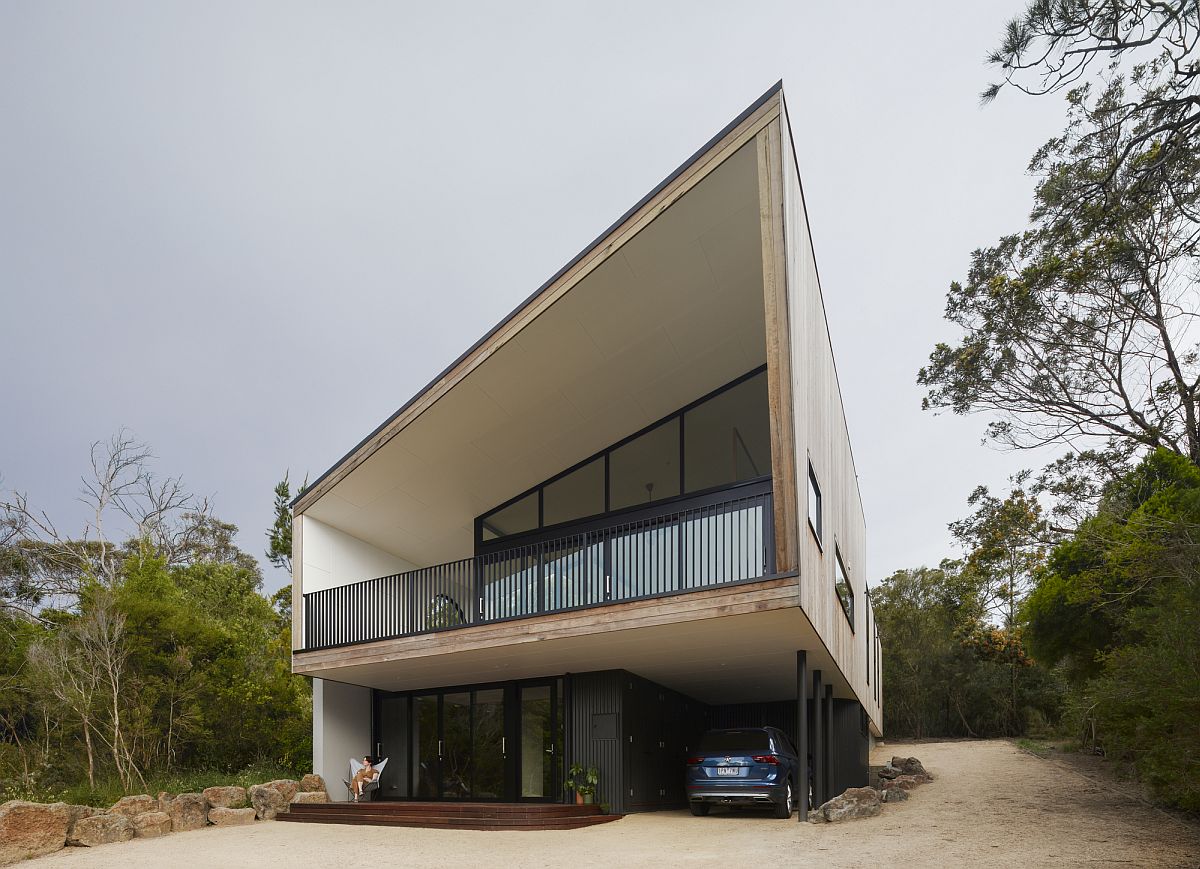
[518,682,561,799]
[375,678,562,802]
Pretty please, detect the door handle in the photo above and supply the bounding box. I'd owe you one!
[502,737,506,756]
[438,740,443,757]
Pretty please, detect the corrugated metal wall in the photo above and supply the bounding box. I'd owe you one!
[566,670,626,813]
[706,700,799,747]
[829,699,869,795]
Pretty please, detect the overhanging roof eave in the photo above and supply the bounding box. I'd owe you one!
[292,81,785,511]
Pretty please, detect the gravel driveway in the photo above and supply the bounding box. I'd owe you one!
[23,740,1200,868]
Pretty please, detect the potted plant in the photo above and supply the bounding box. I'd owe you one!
[568,764,600,805]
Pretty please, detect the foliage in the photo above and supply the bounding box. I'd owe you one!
[920,78,1200,480]
[1024,449,1200,809]
[984,0,1200,216]
[266,472,305,575]
[1,760,303,809]
[0,438,311,804]
[873,562,1062,739]
[567,763,600,799]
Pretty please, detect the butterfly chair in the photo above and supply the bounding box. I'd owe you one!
[343,757,389,802]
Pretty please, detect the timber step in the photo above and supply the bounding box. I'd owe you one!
[278,801,621,831]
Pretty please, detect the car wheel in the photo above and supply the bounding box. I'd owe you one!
[689,803,711,817]
[773,782,793,819]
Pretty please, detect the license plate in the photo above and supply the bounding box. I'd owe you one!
[716,766,739,776]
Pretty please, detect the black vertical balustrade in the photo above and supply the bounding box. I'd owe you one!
[301,488,775,651]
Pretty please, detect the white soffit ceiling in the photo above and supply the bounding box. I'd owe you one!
[307,140,767,566]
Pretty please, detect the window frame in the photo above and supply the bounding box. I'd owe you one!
[833,544,854,632]
[475,365,770,551]
[806,462,823,547]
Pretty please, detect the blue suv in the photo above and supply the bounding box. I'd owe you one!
[685,727,800,818]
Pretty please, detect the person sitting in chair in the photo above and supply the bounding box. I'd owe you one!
[345,756,378,802]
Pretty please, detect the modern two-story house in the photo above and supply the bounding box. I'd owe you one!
[289,83,881,822]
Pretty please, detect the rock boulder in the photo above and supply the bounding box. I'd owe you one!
[165,793,209,831]
[299,774,325,793]
[201,786,247,808]
[68,813,136,847]
[811,787,881,823]
[208,807,257,827]
[132,811,172,838]
[63,804,97,836]
[881,774,922,791]
[880,786,909,803]
[890,756,932,781]
[0,800,71,865]
[248,784,290,820]
[264,780,299,802]
[291,791,329,804]
[110,794,157,817]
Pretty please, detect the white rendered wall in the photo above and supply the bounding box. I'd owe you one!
[301,515,416,593]
[312,678,372,802]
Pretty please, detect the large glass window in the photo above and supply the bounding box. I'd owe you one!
[609,418,680,510]
[684,372,770,493]
[481,490,538,541]
[477,367,771,546]
[542,457,604,527]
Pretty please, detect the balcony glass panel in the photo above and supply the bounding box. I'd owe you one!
[610,522,679,599]
[680,500,766,588]
[542,457,604,527]
[609,418,680,510]
[480,551,537,620]
[482,491,538,541]
[542,535,605,611]
[684,371,770,493]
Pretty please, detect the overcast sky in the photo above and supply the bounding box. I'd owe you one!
[1,1,1068,594]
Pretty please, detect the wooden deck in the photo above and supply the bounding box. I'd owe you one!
[278,801,622,831]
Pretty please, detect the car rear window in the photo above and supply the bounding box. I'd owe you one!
[697,729,771,753]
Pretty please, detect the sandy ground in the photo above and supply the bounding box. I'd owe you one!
[23,740,1200,868]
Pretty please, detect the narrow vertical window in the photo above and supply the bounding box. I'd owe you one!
[834,546,853,630]
[807,463,822,544]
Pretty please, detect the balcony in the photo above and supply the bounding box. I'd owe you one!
[301,482,775,652]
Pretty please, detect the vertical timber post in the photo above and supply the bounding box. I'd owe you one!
[796,651,808,821]
[812,669,824,808]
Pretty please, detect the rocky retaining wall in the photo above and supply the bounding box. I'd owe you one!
[0,775,327,865]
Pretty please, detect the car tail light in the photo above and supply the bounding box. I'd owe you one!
[751,754,780,764]
[686,756,704,764]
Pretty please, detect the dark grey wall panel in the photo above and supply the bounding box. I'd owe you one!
[829,699,869,796]
[622,673,704,811]
[566,670,626,813]
[706,700,798,747]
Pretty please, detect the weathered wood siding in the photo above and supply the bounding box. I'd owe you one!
[768,100,880,733]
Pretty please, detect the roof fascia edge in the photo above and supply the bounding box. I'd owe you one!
[293,82,784,514]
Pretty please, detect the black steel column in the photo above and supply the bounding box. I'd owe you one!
[824,684,834,799]
[796,651,808,821]
[812,669,824,808]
